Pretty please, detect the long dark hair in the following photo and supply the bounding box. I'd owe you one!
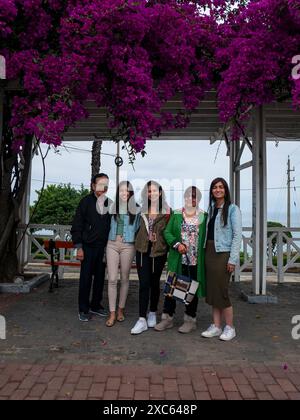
[209,178,231,226]
[141,181,169,215]
[112,181,138,225]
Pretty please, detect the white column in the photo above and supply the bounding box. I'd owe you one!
[229,140,241,207]
[229,139,241,282]
[17,160,32,273]
[252,106,267,295]
[116,142,120,187]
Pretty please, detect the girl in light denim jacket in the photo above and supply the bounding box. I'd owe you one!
[202,178,242,342]
[106,181,140,327]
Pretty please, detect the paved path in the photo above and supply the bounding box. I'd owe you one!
[0,275,300,400]
[1,362,300,400]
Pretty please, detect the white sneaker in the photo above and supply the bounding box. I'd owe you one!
[220,326,236,342]
[201,324,222,338]
[131,318,148,335]
[147,312,157,328]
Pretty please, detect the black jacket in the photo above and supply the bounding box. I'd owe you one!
[71,194,112,248]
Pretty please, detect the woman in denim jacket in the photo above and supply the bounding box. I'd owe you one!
[202,178,242,342]
[106,181,140,327]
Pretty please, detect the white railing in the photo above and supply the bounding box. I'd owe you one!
[237,227,300,283]
[18,224,73,265]
[18,224,300,282]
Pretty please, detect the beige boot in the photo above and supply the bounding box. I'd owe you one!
[178,314,197,334]
[154,313,174,332]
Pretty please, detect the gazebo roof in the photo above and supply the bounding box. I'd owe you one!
[63,91,300,142]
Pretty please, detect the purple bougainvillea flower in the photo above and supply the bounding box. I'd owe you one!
[0,1,299,156]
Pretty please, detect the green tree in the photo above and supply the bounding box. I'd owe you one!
[267,221,292,257]
[30,184,89,226]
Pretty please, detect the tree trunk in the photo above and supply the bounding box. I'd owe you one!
[91,139,102,180]
[0,91,33,282]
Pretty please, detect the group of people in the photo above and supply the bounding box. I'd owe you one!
[71,173,242,342]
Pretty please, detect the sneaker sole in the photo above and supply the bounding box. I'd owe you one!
[201,333,222,338]
[219,334,236,342]
[154,324,174,332]
[131,328,148,335]
[178,327,197,334]
[78,316,90,322]
[89,311,108,317]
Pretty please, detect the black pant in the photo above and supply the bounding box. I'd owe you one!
[78,245,106,313]
[163,265,199,318]
[136,244,167,319]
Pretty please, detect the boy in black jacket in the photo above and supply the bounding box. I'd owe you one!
[71,173,112,322]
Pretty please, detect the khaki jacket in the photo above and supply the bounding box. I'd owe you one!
[135,213,171,258]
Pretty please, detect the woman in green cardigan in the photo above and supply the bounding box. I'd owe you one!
[155,186,207,334]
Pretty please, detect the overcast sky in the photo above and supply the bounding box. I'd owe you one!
[30,139,300,227]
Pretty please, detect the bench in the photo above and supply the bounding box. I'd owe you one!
[44,240,81,292]
[44,240,139,293]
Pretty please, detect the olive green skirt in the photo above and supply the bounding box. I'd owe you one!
[205,240,232,309]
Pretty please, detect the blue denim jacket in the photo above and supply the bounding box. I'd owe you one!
[204,203,242,265]
[108,212,141,243]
